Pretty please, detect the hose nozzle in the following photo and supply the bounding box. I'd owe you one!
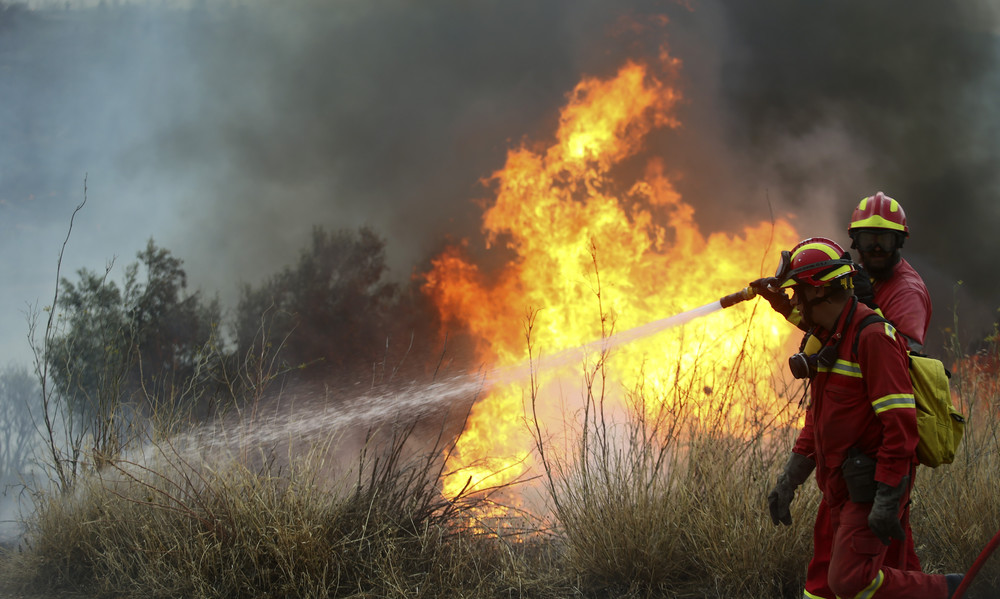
[719,286,757,309]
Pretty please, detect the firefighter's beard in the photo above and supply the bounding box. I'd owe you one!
[860,249,901,281]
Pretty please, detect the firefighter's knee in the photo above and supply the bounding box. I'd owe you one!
[829,527,887,598]
[829,570,884,599]
[829,568,884,599]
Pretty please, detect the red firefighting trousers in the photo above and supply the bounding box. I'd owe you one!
[803,499,947,599]
[804,497,922,598]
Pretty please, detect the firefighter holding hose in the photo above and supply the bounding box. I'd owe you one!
[760,237,962,598]
[751,192,930,351]
[747,192,938,598]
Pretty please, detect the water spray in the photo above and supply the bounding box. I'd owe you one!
[182,284,768,452]
[524,284,761,375]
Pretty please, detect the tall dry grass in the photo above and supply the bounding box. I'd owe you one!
[911,321,1000,597]
[2,307,999,598]
[1,420,540,599]
[526,302,819,598]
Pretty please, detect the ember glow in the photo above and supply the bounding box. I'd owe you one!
[422,55,800,498]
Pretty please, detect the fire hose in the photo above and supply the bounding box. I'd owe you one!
[719,284,999,597]
[718,285,757,309]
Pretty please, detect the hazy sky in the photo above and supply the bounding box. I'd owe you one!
[2,0,999,368]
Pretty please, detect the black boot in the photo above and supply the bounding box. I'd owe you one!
[945,573,963,598]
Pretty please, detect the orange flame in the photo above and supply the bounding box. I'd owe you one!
[423,55,800,498]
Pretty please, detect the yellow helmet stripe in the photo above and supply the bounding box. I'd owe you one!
[821,264,854,281]
[792,241,841,260]
[858,195,901,213]
[850,214,906,231]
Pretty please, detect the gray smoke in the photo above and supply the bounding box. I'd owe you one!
[1,0,998,368]
[710,0,1000,350]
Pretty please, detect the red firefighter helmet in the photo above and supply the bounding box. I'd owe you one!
[779,237,856,288]
[848,191,909,236]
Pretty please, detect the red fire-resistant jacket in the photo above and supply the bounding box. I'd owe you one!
[872,258,932,348]
[792,299,918,505]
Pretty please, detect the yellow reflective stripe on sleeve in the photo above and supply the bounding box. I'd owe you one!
[871,394,916,414]
[803,591,831,599]
[850,569,884,599]
[816,359,862,378]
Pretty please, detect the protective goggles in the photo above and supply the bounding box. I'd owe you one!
[852,230,899,253]
[774,250,792,281]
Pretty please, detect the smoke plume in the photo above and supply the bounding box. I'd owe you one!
[1,0,998,367]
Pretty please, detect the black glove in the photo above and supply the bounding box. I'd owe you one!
[750,277,793,318]
[868,476,908,545]
[850,261,878,310]
[768,452,816,526]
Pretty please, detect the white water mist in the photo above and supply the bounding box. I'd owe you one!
[169,301,727,456]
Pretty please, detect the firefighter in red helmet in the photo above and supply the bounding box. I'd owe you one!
[765,238,961,599]
[752,194,940,599]
[848,191,932,352]
[750,192,930,351]
[797,192,936,599]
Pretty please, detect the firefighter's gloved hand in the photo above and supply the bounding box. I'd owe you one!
[750,277,792,318]
[767,452,816,526]
[850,264,878,310]
[868,477,908,545]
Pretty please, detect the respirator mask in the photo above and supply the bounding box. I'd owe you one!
[786,296,858,380]
[788,343,839,380]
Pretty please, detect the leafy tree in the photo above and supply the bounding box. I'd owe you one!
[48,263,133,445]
[48,239,223,428]
[235,227,401,381]
[30,190,227,490]
[124,240,223,401]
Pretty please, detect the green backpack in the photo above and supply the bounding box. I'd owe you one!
[853,314,966,467]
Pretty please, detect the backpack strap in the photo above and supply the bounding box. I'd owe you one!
[851,313,890,359]
[852,313,953,379]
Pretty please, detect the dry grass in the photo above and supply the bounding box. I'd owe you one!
[526,304,819,599]
[1,422,537,599]
[2,314,999,598]
[910,325,1000,597]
